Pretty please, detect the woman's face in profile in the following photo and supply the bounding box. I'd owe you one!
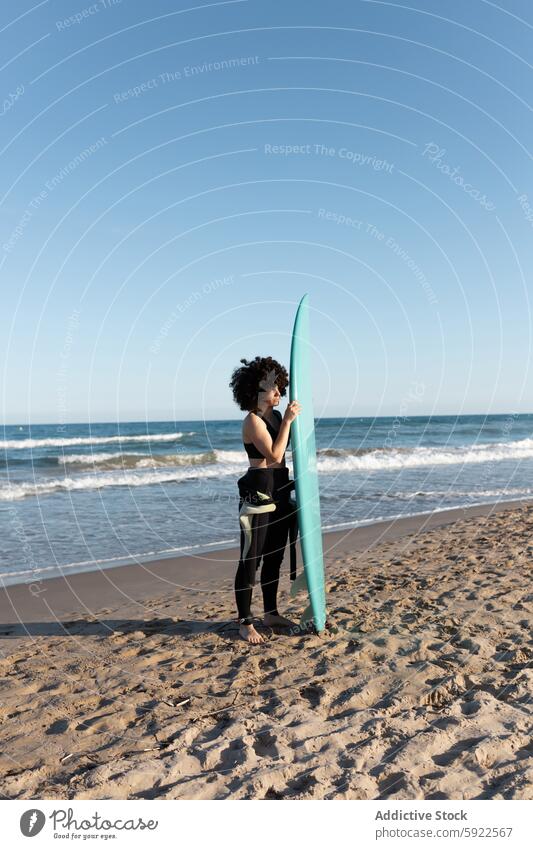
[257,369,281,407]
[258,386,280,406]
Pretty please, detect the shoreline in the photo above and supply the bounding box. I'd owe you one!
[1,496,531,631]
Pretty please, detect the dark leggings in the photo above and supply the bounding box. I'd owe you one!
[235,467,292,625]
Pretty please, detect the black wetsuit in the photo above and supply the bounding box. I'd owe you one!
[235,410,299,626]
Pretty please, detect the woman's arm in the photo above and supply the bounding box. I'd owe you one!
[247,402,301,463]
[247,415,291,464]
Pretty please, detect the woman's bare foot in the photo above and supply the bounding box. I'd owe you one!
[262,611,297,629]
[239,622,266,644]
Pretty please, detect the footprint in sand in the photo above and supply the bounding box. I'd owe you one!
[45,719,69,735]
[75,711,116,733]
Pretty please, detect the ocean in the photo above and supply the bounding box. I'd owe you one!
[1,414,531,586]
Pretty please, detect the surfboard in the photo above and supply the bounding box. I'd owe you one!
[289,294,327,633]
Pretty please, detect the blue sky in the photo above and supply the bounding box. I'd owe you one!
[2,0,532,423]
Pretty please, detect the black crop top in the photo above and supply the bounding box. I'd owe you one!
[243,409,290,460]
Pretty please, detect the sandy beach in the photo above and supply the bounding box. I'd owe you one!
[0,500,531,800]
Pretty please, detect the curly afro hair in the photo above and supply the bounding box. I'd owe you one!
[229,356,289,411]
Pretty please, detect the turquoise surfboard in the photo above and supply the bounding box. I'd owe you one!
[289,294,327,633]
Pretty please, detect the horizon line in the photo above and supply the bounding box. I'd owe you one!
[2,410,528,428]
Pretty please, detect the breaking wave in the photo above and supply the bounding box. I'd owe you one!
[0,431,194,450]
[316,438,533,472]
[58,451,218,470]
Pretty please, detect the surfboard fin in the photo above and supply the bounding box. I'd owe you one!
[290,569,308,598]
[299,603,314,629]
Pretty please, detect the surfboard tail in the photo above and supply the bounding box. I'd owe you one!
[299,604,326,634]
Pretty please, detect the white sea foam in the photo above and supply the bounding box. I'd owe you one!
[59,451,216,470]
[213,449,253,464]
[316,437,533,472]
[3,437,533,502]
[0,431,194,449]
[60,452,131,464]
[398,487,532,499]
[0,462,246,501]
[0,447,272,500]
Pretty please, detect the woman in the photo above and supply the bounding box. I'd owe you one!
[229,356,301,644]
